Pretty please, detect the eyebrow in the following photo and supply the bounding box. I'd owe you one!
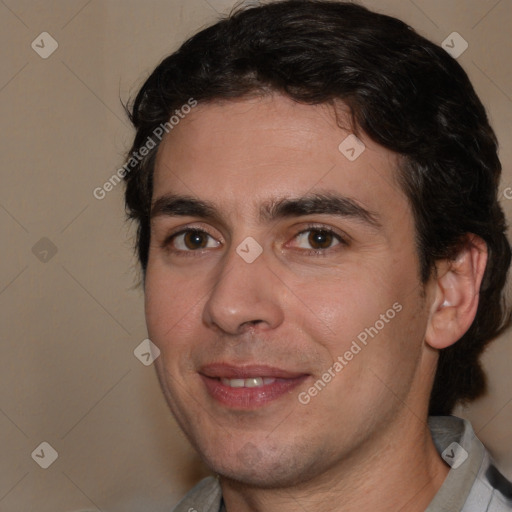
[150,192,381,228]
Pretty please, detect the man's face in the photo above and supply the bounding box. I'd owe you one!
[145,94,435,487]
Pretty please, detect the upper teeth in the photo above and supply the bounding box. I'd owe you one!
[220,377,276,388]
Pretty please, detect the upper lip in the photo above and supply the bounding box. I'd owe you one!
[199,363,308,379]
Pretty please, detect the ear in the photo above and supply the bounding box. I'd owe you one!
[425,234,488,350]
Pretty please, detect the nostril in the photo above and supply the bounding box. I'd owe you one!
[242,320,264,328]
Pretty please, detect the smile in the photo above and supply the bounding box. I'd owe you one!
[199,363,309,409]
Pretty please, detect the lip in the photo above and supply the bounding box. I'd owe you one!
[199,363,309,409]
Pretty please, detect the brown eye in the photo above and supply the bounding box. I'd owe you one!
[292,227,345,252]
[308,230,334,249]
[168,229,220,252]
[183,230,208,249]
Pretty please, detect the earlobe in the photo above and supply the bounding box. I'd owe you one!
[425,235,488,350]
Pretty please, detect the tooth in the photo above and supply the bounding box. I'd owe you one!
[220,377,277,388]
[245,377,263,387]
[221,378,243,387]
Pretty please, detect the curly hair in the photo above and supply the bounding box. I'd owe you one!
[123,0,511,415]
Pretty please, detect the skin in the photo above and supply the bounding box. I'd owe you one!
[144,93,487,512]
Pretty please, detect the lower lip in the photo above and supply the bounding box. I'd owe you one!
[200,375,308,409]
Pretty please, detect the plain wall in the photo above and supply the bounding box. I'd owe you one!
[1,1,511,510]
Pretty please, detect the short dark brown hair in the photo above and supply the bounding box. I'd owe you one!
[123,0,511,415]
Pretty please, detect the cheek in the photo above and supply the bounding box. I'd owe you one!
[144,266,192,347]
[352,295,428,393]
[300,273,396,343]
[307,269,425,376]
[144,270,166,339]
[144,278,198,383]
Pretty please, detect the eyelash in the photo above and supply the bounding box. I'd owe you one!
[161,223,348,257]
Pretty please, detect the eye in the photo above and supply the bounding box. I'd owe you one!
[291,227,346,252]
[162,225,347,256]
[165,229,220,252]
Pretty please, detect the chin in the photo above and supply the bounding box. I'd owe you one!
[204,443,322,490]
[217,464,304,489]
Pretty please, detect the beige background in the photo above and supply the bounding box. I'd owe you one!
[1,0,511,510]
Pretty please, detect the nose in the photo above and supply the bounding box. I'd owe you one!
[202,242,285,336]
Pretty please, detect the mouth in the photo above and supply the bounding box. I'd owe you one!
[199,363,309,409]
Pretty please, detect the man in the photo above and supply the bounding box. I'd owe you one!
[122,1,512,510]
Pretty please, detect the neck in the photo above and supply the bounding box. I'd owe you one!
[220,413,449,512]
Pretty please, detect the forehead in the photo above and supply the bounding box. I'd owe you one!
[152,94,409,227]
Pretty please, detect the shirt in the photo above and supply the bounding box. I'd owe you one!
[171,416,512,511]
